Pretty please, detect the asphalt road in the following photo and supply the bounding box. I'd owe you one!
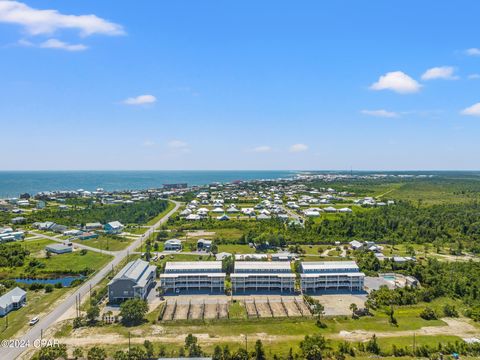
[1,200,180,360]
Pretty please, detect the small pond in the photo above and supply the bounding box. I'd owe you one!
[14,275,85,287]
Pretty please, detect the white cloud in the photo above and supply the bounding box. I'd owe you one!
[361,109,399,118]
[39,38,87,51]
[0,1,124,36]
[252,145,272,153]
[465,48,480,56]
[142,140,156,147]
[123,94,157,106]
[461,103,480,116]
[421,66,458,80]
[167,140,189,153]
[289,143,308,153]
[468,74,480,80]
[370,71,421,94]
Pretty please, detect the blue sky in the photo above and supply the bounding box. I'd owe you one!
[1,0,480,170]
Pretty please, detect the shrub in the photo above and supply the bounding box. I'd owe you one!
[420,307,437,320]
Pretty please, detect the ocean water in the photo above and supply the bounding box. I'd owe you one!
[0,170,297,198]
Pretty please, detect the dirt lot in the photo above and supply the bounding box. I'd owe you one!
[313,294,366,316]
[203,303,218,319]
[189,304,204,320]
[283,301,302,317]
[173,304,189,320]
[218,303,228,319]
[162,303,176,321]
[255,302,273,318]
[269,300,287,317]
[296,300,311,316]
[245,302,258,318]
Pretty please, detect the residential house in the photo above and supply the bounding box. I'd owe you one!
[108,259,156,303]
[105,221,124,234]
[0,287,26,316]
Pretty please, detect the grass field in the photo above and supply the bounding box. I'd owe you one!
[57,334,478,360]
[218,244,253,254]
[300,244,329,255]
[14,238,55,255]
[0,240,112,278]
[0,287,70,340]
[213,228,245,241]
[73,235,132,251]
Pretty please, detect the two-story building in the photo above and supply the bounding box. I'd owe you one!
[108,259,157,303]
[300,261,365,293]
[160,261,225,293]
[231,261,295,293]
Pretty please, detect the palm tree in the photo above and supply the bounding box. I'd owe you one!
[156,286,164,298]
[349,303,358,318]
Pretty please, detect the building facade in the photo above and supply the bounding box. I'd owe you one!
[0,287,26,316]
[160,261,225,293]
[164,239,182,251]
[231,261,295,293]
[108,259,157,303]
[300,261,365,293]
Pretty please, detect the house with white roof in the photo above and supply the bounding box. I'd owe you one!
[108,259,156,303]
[164,239,182,251]
[0,287,26,316]
[105,221,124,234]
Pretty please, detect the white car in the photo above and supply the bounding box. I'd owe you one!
[29,317,39,326]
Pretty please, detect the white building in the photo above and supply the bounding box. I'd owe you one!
[164,239,182,251]
[160,261,225,293]
[300,261,364,293]
[0,287,26,316]
[45,243,72,254]
[105,221,124,234]
[231,261,295,293]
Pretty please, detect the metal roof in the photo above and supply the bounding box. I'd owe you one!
[164,261,222,272]
[0,287,26,309]
[234,261,292,272]
[301,261,359,272]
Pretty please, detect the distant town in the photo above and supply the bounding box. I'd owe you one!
[1,172,480,359]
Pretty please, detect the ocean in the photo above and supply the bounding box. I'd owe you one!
[0,170,297,198]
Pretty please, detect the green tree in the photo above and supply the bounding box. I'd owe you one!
[300,334,327,360]
[35,344,68,360]
[213,345,223,360]
[420,306,437,320]
[113,351,128,360]
[366,334,380,354]
[231,348,248,360]
[254,340,266,360]
[349,303,358,318]
[128,346,147,360]
[120,298,148,326]
[87,346,107,360]
[144,339,154,358]
[73,347,84,359]
[86,305,100,325]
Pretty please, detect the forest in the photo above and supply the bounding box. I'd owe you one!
[28,199,169,226]
[167,201,480,250]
